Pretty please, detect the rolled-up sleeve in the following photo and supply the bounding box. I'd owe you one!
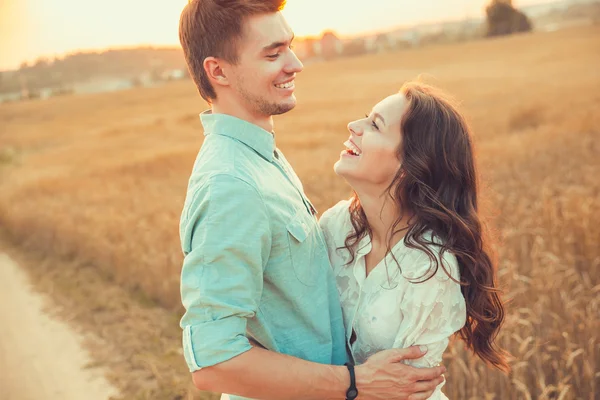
[179,173,271,372]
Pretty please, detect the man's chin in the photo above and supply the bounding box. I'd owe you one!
[270,99,296,115]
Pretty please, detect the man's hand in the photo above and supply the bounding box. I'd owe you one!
[354,346,445,400]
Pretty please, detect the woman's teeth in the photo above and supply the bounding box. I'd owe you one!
[275,81,294,89]
[344,140,361,156]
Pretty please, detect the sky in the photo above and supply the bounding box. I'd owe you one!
[0,0,554,71]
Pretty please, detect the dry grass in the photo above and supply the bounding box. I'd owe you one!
[1,25,599,399]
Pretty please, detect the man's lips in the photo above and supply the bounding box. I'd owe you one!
[274,76,295,86]
[274,79,295,90]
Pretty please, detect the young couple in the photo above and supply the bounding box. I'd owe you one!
[178,1,509,399]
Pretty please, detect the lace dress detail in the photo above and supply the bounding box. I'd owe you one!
[320,200,467,400]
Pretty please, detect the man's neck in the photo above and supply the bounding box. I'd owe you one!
[211,102,274,133]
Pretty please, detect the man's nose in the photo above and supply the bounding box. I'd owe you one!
[285,49,304,74]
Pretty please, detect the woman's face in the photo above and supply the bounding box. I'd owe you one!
[334,93,409,188]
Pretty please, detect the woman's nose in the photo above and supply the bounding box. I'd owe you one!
[347,121,362,136]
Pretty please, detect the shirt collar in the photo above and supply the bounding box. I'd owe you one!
[200,110,275,162]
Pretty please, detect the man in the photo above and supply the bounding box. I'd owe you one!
[178,1,445,399]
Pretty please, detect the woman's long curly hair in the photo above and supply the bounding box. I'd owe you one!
[343,81,510,373]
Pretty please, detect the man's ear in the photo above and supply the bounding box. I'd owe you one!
[203,56,230,88]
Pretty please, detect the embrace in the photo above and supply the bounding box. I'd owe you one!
[178,1,510,399]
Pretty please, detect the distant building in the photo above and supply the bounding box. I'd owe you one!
[0,91,23,103]
[293,38,320,60]
[39,88,53,100]
[320,31,344,60]
[72,78,134,94]
[374,33,394,53]
[401,31,421,46]
[386,29,421,47]
[161,69,186,80]
[341,38,368,57]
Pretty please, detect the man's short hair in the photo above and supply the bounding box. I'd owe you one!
[179,0,287,102]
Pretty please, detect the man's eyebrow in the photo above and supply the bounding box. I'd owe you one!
[262,33,295,52]
[373,112,386,126]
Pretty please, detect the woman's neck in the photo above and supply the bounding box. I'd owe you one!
[355,188,411,250]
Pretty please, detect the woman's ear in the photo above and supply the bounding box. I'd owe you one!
[203,56,230,88]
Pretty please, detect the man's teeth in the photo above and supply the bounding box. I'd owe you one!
[275,81,294,89]
[343,140,361,156]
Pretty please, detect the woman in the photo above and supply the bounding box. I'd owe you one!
[319,81,510,399]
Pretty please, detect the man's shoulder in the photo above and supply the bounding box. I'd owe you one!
[187,170,260,199]
[189,148,260,190]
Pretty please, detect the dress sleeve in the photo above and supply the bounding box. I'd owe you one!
[392,250,467,368]
[392,250,467,399]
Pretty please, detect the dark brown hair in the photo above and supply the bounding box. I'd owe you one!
[179,0,286,102]
[343,81,511,373]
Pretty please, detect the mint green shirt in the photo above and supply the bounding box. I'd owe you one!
[179,112,348,389]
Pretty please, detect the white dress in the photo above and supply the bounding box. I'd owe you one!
[319,200,467,400]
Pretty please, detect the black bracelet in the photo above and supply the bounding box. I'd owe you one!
[345,362,358,400]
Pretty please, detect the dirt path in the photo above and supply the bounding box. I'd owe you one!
[0,252,119,400]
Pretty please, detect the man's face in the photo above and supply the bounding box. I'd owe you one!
[225,12,303,118]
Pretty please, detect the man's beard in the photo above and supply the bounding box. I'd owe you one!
[237,83,295,116]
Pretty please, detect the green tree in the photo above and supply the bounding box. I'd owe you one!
[485,0,532,37]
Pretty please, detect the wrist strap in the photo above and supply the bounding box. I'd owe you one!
[345,362,358,400]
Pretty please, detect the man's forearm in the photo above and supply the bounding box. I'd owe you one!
[193,347,349,400]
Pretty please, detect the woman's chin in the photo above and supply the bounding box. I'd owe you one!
[333,160,345,176]
[333,161,355,180]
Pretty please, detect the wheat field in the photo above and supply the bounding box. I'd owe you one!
[1,25,599,399]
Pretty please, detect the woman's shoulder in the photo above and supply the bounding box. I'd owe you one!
[398,231,460,283]
[319,199,352,233]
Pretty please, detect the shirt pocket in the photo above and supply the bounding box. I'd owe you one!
[286,208,322,286]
